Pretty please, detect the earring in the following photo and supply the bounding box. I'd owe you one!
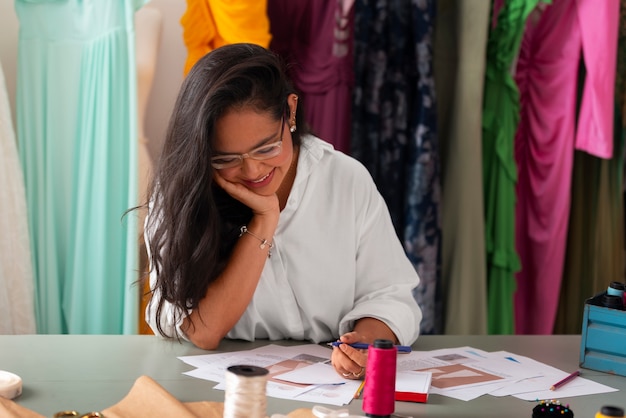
[289,96,298,132]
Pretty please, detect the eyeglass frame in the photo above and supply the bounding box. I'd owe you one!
[210,115,285,170]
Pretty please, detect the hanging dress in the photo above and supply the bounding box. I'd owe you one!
[513,0,618,334]
[0,60,36,334]
[482,0,542,334]
[180,0,271,75]
[554,0,625,334]
[352,0,441,334]
[16,0,144,334]
[436,0,491,335]
[267,0,355,154]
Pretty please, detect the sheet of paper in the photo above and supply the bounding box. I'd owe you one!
[406,348,536,394]
[395,371,432,394]
[396,346,492,372]
[487,352,571,397]
[399,348,553,401]
[178,343,619,405]
[182,344,360,406]
[293,380,362,406]
[273,362,345,385]
[430,380,511,401]
[512,378,619,401]
[273,365,434,403]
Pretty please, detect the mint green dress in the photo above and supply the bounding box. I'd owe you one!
[16,0,145,334]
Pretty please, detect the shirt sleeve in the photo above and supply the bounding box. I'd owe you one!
[336,160,423,345]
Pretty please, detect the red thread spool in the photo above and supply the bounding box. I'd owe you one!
[362,339,396,418]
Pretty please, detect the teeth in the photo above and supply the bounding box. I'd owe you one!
[253,173,270,183]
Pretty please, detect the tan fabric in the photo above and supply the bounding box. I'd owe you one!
[435,0,491,334]
[287,409,317,418]
[104,376,314,417]
[102,375,221,418]
[0,397,43,418]
[0,375,315,417]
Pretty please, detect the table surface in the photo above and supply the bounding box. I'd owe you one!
[1,334,624,417]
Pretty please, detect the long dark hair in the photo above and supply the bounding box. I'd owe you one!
[145,43,307,337]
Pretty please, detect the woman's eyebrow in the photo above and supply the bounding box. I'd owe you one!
[215,122,282,154]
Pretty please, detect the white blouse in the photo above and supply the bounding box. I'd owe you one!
[146,135,422,345]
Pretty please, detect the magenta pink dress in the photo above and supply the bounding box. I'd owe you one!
[267,0,354,154]
[513,0,618,334]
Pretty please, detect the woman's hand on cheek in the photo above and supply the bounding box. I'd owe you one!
[213,171,280,217]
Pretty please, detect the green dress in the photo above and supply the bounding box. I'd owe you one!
[482,0,544,334]
[16,0,145,334]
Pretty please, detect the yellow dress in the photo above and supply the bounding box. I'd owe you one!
[181,0,272,75]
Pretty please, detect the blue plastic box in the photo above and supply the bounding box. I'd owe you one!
[579,293,626,377]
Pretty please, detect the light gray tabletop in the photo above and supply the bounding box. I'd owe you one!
[1,334,624,417]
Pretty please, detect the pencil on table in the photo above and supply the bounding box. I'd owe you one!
[550,370,580,391]
[354,380,366,399]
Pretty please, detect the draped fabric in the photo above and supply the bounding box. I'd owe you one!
[554,0,626,334]
[267,0,355,154]
[554,132,625,334]
[16,0,143,334]
[513,0,618,334]
[435,0,490,335]
[352,0,441,334]
[180,0,271,75]
[482,0,539,334]
[0,60,36,335]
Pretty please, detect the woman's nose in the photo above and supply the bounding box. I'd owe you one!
[240,156,263,178]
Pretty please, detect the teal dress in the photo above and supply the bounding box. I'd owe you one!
[16,0,145,334]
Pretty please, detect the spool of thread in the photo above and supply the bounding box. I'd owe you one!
[596,405,625,418]
[223,365,269,418]
[607,281,626,306]
[0,371,22,400]
[362,339,396,418]
[607,281,625,298]
[601,294,624,310]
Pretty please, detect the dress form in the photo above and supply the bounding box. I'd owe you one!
[135,4,162,209]
[0,60,36,334]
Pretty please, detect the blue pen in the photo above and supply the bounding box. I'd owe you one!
[327,341,412,353]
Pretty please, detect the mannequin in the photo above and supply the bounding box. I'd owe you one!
[0,60,36,334]
[135,4,162,208]
[135,3,162,334]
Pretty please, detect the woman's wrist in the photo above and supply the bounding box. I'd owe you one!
[239,225,273,257]
[353,318,399,345]
[249,210,279,231]
[239,213,279,256]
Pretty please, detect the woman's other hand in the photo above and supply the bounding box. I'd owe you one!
[330,332,368,380]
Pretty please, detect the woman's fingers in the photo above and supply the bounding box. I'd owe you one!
[331,343,367,379]
[213,172,279,215]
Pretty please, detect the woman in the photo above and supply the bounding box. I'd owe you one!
[145,43,422,379]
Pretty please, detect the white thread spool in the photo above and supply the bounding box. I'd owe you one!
[223,365,269,418]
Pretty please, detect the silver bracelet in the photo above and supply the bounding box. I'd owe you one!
[239,225,273,258]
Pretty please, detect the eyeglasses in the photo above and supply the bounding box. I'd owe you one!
[211,116,285,170]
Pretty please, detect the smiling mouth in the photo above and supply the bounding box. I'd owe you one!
[252,172,271,183]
